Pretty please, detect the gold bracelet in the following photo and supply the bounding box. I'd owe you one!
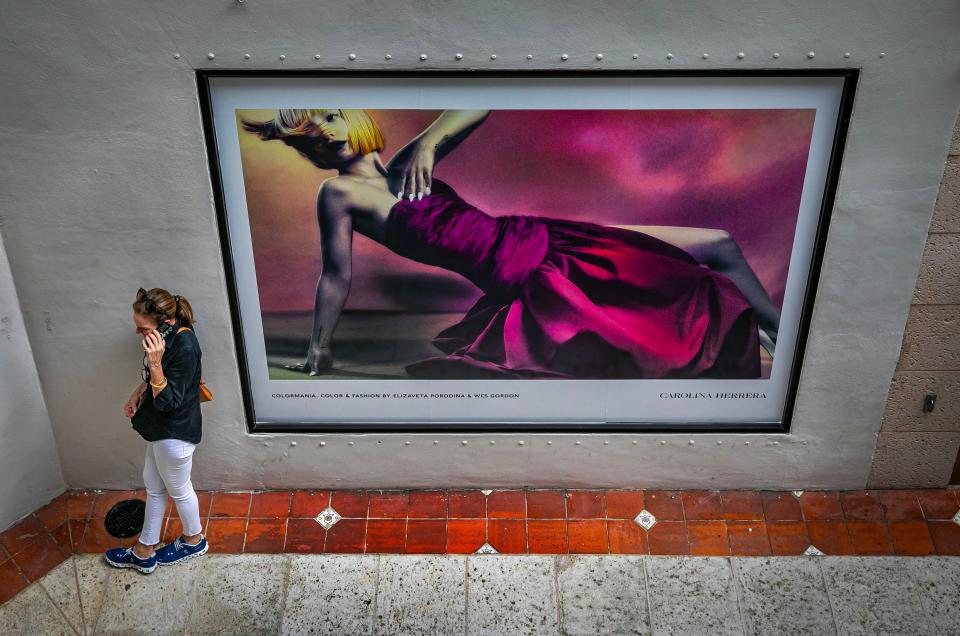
[150,378,167,389]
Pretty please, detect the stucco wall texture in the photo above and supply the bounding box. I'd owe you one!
[0,234,65,530]
[868,117,960,488]
[0,1,958,492]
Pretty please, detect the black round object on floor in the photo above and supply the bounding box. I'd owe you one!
[104,499,146,538]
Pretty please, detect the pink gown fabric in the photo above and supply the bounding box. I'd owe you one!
[384,179,760,379]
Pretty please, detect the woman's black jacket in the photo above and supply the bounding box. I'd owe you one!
[131,322,202,444]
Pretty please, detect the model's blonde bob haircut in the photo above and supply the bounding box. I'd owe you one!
[241,109,385,155]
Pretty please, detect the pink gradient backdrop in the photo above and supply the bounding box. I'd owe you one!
[237,108,814,313]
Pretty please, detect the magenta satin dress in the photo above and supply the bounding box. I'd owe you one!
[384,178,760,379]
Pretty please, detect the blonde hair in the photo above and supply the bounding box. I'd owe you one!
[241,109,385,155]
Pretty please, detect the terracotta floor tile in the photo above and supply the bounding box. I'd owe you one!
[205,518,247,553]
[928,521,960,555]
[727,521,771,556]
[916,490,960,519]
[766,521,810,556]
[162,515,208,545]
[446,519,486,553]
[683,491,724,520]
[368,493,409,519]
[800,492,844,521]
[528,520,568,554]
[487,490,526,519]
[92,490,142,519]
[806,521,854,555]
[840,491,884,520]
[162,517,186,545]
[329,491,371,518]
[66,490,96,520]
[847,520,893,555]
[68,520,86,551]
[12,534,68,582]
[209,492,252,518]
[406,520,447,553]
[875,490,924,520]
[607,519,648,554]
[284,518,328,553]
[647,521,689,555]
[760,492,803,521]
[488,519,526,553]
[566,491,605,519]
[244,519,286,553]
[644,491,684,521]
[48,522,72,555]
[604,491,645,520]
[77,519,123,553]
[0,559,28,605]
[568,520,609,554]
[687,521,730,556]
[365,519,407,553]
[195,491,214,517]
[290,491,333,518]
[448,491,486,518]
[888,521,935,556]
[323,519,366,553]
[721,491,763,521]
[14,488,956,560]
[34,493,69,532]
[0,515,45,556]
[526,491,566,519]
[249,491,292,518]
[166,491,213,519]
[407,491,447,519]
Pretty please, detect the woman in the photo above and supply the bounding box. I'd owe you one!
[243,109,780,379]
[104,288,208,574]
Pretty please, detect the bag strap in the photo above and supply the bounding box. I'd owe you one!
[174,326,206,385]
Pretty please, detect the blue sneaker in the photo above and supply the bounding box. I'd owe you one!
[156,535,208,566]
[104,546,158,574]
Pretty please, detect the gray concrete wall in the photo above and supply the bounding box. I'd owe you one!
[0,1,958,491]
[0,230,65,530]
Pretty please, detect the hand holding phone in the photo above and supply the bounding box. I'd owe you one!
[142,329,166,369]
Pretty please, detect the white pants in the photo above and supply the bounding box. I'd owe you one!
[139,439,203,546]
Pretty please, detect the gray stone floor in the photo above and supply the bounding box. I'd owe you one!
[2,555,959,635]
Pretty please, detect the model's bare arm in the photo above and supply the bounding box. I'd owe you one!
[386,109,491,199]
[416,109,491,161]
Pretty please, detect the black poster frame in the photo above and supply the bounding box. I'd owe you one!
[196,68,858,434]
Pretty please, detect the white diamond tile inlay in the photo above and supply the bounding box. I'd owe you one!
[953,509,960,526]
[633,509,657,531]
[791,490,805,498]
[803,545,825,556]
[315,506,341,530]
[475,542,498,554]
[480,489,493,496]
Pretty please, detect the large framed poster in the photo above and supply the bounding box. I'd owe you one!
[198,70,856,433]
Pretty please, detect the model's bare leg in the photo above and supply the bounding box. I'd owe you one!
[285,275,342,374]
[285,190,354,375]
[613,225,781,348]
